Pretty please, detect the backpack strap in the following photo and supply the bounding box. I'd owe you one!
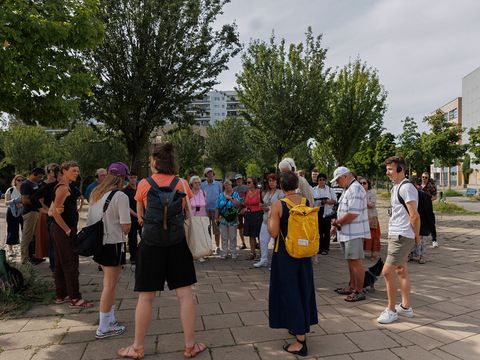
[169,176,180,191]
[397,180,413,214]
[146,176,160,192]
[102,190,118,213]
[281,197,306,208]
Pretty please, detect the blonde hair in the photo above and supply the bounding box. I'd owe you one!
[90,174,124,203]
[11,174,24,186]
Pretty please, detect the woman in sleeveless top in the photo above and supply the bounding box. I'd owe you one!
[189,175,208,263]
[242,177,263,260]
[51,161,92,308]
[268,172,318,357]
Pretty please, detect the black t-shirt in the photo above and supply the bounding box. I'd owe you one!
[33,180,58,208]
[122,185,137,211]
[20,179,40,215]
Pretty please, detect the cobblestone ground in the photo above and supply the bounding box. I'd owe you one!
[1,198,480,360]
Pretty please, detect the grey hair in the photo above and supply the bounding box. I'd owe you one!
[223,179,232,186]
[189,175,201,185]
[278,157,296,172]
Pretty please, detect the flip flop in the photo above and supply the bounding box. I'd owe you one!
[184,343,207,358]
[118,345,145,359]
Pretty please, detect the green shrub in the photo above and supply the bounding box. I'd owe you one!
[433,202,471,214]
[442,189,463,197]
[0,263,54,319]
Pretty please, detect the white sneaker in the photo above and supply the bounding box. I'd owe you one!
[253,261,268,268]
[432,241,439,248]
[395,303,414,317]
[377,308,398,324]
[197,257,206,263]
[95,324,125,339]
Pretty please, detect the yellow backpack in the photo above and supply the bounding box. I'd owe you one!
[275,197,320,259]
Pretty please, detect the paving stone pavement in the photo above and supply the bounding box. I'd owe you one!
[1,198,480,360]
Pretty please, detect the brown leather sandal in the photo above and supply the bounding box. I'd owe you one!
[184,343,207,358]
[117,345,145,359]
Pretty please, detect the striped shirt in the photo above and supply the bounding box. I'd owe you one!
[337,180,371,242]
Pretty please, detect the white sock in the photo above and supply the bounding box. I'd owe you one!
[98,311,111,333]
[110,304,117,325]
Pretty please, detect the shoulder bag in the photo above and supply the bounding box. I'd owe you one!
[74,190,117,257]
[181,181,212,259]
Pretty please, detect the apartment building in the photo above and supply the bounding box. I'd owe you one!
[187,90,243,126]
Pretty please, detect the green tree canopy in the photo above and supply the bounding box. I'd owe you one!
[0,0,104,125]
[397,117,432,175]
[163,126,205,178]
[204,117,248,178]
[236,28,330,165]
[83,0,240,173]
[374,132,396,174]
[319,59,387,166]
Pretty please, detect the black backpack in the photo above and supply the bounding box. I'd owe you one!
[142,176,186,247]
[398,182,435,236]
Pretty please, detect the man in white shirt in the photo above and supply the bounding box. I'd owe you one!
[330,167,370,302]
[377,156,420,324]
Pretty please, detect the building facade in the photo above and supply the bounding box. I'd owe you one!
[461,66,480,187]
[187,90,243,126]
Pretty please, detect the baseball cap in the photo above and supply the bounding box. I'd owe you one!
[331,166,350,182]
[108,162,130,178]
[234,173,243,180]
[204,167,214,176]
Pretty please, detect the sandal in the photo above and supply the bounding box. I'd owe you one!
[345,291,366,302]
[248,253,256,260]
[334,287,353,295]
[69,298,94,309]
[118,345,145,359]
[283,337,307,356]
[54,296,70,304]
[184,343,207,358]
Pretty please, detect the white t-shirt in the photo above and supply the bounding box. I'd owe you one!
[86,191,131,245]
[312,185,337,217]
[388,180,418,239]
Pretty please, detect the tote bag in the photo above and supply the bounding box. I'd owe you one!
[181,182,212,259]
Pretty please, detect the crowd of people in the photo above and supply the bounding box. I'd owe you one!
[2,144,440,357]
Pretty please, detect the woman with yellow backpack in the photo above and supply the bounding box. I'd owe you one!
[268,171,318,357]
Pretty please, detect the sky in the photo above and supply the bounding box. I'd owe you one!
[215,0,480,134]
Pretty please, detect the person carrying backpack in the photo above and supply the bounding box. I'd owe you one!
[268,171,318,357]
[118,143,206,359]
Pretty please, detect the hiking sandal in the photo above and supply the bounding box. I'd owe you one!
[184,343,207,358]
[334,287,353,295]
[69,298,94,309]
[345,291,366,302]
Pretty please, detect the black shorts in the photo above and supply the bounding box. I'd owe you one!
[134,239,197,292]
[94,242,126,267]
[243,211,263,237]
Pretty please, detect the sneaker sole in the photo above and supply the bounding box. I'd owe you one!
[95,327,125,339]
[377,317,398,324]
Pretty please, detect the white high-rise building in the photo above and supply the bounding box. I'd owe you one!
[188,90,243,125]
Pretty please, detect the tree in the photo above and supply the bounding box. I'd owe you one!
[424,110,466,188]
[204,118,248,178]
[0,0,104,125]
[163,126,205,178]
[0,124,55,172]
[59,124,129,190]
[347,140,376,179]
[311,143,336,176]
[468,127,480,164]
[236,28,330,165]
[319,59,387,166]
[83,0,240,173]
[397,117,432,176]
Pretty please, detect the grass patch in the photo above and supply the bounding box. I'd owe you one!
[0,263,54,319]
[442,189,463,197]
[433,202,472,214]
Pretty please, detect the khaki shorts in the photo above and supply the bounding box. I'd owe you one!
[207,210,220,236]
[340,238,364,260]
[386,235,415,266]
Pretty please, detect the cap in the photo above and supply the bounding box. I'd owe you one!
[234,173,243,180]
[108,162,130,178]
[331,166,350,182]
[204,167,214,176]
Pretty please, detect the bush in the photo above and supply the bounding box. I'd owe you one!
[442,189,463,197]
[0,263,54,318]
[433,202,471,214]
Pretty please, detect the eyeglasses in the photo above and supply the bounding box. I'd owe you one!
[360,181,368,185]
[422,176,428,179]
[16,179,24,182]
[318,178,326,181]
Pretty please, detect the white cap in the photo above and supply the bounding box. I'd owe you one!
[278,157,296,172]
[331,166,350,182]
[204,167,214,176]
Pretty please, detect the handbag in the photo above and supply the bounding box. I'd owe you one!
[181,181,212,259]
[73,191,117,257]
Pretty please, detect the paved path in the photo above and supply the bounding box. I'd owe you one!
[445,196,480,212]
[1,199,480,360]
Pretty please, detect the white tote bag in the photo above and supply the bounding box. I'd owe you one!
[182,182,213,259]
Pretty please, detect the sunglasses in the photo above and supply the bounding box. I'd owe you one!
[16,179,25,182]
[318,178,326,181]
[422,176,428,179]
[360,181,368,185]
[246,181,253,184]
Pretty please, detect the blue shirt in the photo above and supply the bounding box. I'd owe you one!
[216,192,241,225]
[201,180,222,211]
[84,180,98,201]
